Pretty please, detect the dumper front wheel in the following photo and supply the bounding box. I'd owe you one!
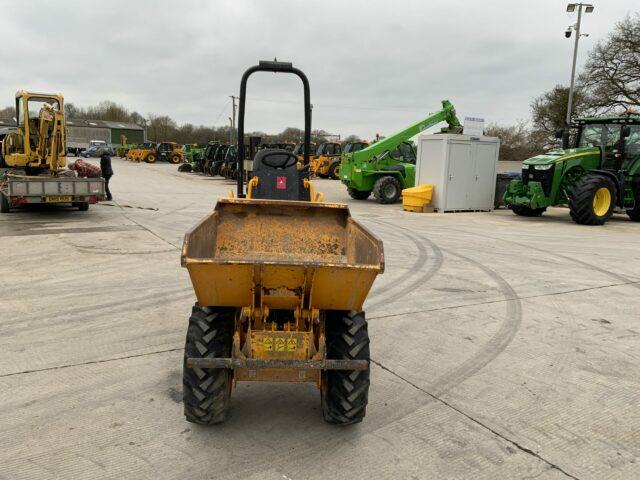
[183,305,235,425]
[322,310,370,425]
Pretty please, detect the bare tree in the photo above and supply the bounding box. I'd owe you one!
[485,122,545,161]
[530,84,590,147]
[0,106,14,121]
[147,114,177,142]
[580,14,640,113]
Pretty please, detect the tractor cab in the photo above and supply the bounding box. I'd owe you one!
[221,145,238,179]
[202,141,220,175]
[293,141,316,161]
[388,141,416,164]
[572,117,640,172]
[154,142,183,164]
[343,141,369,154]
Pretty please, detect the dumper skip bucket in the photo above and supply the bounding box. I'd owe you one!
[181,198,384,311]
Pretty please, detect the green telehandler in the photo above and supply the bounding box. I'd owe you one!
[340,100,461,203]
[504,113,640,225]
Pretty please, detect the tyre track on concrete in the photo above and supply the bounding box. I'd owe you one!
[2,287,194,330]
[364,220,443,310]
[370,219,523,395]
[439,225,640,289]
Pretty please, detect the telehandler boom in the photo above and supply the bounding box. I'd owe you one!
[340,100,461,203]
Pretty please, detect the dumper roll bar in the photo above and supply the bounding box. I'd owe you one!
[236,60,312,198]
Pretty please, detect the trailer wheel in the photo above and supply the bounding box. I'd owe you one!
[75,202,89,211]
[373,176,402,204]
[322,310,370,425]
[569,173,616,225]
[145,154,157,163]
[347,188,371,200]
[329,162,340,180]
[183,304,235,425]
[510,205,546,217]
[0,193,10,213]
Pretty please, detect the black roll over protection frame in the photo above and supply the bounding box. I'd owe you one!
[236,60,312,198]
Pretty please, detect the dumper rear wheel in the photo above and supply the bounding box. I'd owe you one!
[183,305,235,425]
[322,310,370,425]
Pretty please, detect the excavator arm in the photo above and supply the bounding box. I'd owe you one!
[346,100,461,164]
[35,103,65,172]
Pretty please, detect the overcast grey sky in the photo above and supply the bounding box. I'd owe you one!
[1,0,638,138]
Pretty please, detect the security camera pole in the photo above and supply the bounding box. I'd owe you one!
[565,3,594,126]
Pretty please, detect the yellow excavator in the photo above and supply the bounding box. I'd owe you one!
[0,91,105,212]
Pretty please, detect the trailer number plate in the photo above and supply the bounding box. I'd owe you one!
[45,195,73,203]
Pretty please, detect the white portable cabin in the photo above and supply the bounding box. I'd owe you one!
[415,133,500,212]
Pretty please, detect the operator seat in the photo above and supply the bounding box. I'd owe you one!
[251,149,311,201]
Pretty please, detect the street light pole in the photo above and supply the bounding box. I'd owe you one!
[565,3,594,126]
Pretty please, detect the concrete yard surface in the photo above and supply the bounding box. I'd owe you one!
[1,158,639,479]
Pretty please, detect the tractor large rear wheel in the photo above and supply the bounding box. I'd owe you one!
[183,305,235,425]
[569,173,616,225]
[373,176,402,204]
[510,204,546,217]
[347,188,371,200]
[322,310,370,425]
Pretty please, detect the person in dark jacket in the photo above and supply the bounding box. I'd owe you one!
[99,149,114,201]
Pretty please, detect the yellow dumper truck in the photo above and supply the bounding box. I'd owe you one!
[181,61,384,425]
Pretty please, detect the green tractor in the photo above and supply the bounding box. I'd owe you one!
[504,113,640,225]
[179,143,212,173]
[182,144,205,163]
[340,100,461,203]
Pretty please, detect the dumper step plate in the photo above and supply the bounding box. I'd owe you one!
[187,358,368,370]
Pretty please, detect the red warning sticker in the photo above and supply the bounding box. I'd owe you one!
[276,176,287,190]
